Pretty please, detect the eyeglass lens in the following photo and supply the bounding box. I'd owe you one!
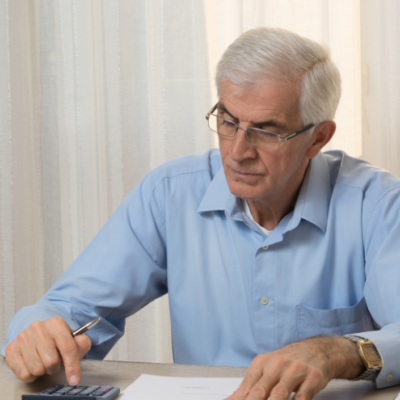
[207,114,280,149]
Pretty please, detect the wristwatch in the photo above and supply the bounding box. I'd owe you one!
[345,335,382,381]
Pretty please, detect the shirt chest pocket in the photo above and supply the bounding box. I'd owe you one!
[296,297,374,341]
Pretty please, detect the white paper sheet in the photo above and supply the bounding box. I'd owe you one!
[118,374,243,400]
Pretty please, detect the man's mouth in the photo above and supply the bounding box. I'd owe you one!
[228,165,261,177]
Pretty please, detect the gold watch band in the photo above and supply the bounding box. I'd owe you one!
[345,335,382,381]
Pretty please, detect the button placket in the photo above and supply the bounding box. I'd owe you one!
[254,244,275,353]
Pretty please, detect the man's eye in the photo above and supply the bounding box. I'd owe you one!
[221,119,236,128]
[256,129,277,137]
[257,127,279,134]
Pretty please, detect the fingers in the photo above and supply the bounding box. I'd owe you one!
[238,372,318,400]
[268,375,304,400]
[51,320,82,385]
[232,342,332,400]
[5,317,88,385]
[292,370,328,400]
[30,322,62,376]
[5,342,36,382]
[267,362,311,400]
[9,329,47,381]
[75,334,92,360]
[245,365,305,400]
[233,355,265,400]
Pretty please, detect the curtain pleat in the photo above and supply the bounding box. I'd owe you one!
[0,0,15,341]
[360,0,400,173]
[1,0,399,363]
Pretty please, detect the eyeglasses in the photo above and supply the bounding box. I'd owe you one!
[205,103,314,150]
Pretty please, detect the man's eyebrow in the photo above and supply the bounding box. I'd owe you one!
[218,102,286,131]
[217,103,237,120]
[253,119,286,130]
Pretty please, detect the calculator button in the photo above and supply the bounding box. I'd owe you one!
[67,386,87,395]
[79,386,100,395]
[39,385,64,394]
[53,385,76,394]
[90,387,113,396]
[95,386,113,393]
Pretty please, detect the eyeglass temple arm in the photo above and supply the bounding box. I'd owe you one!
[282,123,315,141]
[206,103,219,119]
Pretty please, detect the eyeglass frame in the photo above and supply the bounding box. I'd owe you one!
[205,103,315,150]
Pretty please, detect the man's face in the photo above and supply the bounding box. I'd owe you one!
[218,79,313,202]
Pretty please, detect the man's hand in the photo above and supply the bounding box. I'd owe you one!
[5,316,91,385]
[226,336,365,400]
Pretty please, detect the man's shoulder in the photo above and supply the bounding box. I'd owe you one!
[150,148,222,186]
[324,150,400,203]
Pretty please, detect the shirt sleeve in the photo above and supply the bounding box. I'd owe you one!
[351,186,400,388]
[1,171,168,359]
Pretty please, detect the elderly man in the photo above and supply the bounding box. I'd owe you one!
[3,28,400,400]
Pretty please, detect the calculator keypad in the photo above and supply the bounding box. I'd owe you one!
[52,385,76,395]
[38,385,64,395]
[38,385,113,397]
[65,386,87,395]
[79,386,100,395]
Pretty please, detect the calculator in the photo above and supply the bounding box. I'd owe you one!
[22,384,120,399]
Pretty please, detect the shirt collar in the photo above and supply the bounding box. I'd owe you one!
[197,152,331,233]
[197,167,231,212]
[294,151,332,233]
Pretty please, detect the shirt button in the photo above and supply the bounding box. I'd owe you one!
[261,297,269,305]
[262,246,269,250]
[386,374,393,382]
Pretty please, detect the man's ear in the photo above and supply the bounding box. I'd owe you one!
[306,121,336,159]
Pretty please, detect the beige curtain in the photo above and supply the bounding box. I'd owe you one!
[1,0,399,363]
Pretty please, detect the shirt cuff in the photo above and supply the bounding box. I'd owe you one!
[1,341,8,357]
[348,329,400,388]
[1,299,80,358]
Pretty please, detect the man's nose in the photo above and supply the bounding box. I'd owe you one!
[229,127,257,161]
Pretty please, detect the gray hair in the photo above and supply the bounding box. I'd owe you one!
[216,27,341,132]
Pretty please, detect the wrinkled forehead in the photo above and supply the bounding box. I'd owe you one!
[219,79,302,124]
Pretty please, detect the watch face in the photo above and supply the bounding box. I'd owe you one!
[363,344,381,362]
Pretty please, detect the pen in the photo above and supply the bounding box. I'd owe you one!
[72,317,101,337]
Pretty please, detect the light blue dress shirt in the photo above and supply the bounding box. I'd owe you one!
[3,149,400,388]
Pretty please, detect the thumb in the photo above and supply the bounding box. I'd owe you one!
[75,334,92,360]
